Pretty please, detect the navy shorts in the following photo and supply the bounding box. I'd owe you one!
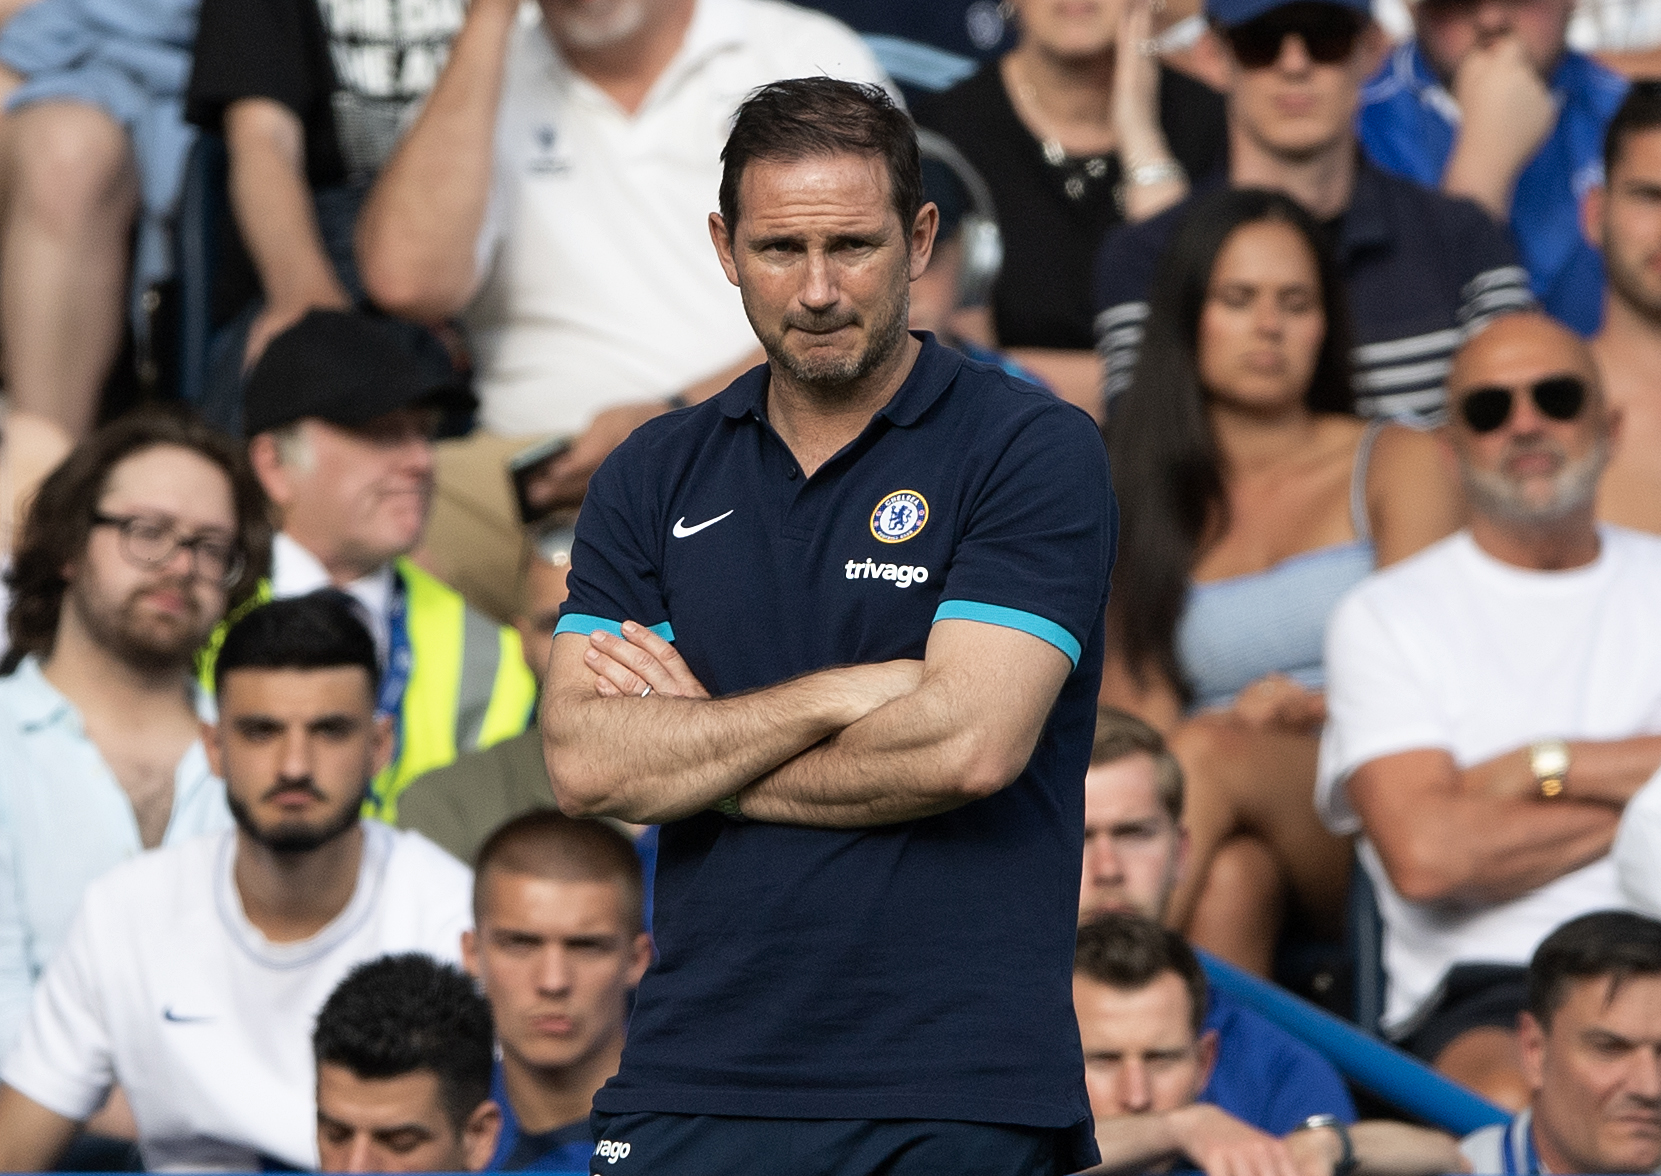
[587,1111,1099,1176]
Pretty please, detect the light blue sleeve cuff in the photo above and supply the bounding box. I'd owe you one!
[932,601,1082,668]
[554,614,676,642]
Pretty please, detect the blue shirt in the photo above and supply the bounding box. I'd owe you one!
[484,1060,592,1172]
[1094,154,1534,423]
[0,656,231,1060]
[1358,42,1628,336]
[557,333,1116,1125]
[1202,987,1357,1134]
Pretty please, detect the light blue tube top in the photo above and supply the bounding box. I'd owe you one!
[1175,422,1383,712]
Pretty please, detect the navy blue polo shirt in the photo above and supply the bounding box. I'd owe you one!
[1093,155,1535,423]
[556,333,1115,1126]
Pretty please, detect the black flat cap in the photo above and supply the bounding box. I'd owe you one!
[242,309,475,437]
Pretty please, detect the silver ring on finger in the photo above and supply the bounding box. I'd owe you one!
[640,685,652,698]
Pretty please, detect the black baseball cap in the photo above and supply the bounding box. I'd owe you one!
[1207,0,1369,28]
[242,309,475,438]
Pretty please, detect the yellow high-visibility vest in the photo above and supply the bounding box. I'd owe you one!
[198,558,537,823]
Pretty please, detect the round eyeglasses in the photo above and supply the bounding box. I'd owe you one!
[90,512,246,588]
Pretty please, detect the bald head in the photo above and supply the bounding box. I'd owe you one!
[1446,312,1613,539]
[1450,313,1601,406]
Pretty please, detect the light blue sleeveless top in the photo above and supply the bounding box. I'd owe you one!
[1175,422,1383,713]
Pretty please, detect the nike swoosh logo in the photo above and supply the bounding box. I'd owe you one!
[672,510,734,539]
[163,1007,213,1024]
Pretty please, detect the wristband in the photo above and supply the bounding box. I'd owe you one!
[1295,1114,1355,1176]
[712,794,745,820]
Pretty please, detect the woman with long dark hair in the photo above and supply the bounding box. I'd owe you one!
[1104,187,1462,971]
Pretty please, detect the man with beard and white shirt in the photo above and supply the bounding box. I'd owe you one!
[0,592,472,1171]
[1318,311,1661,1109]
[355,0,891,620]
[0,411,271,1065]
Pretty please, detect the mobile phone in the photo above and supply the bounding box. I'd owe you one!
[509,435,573,526]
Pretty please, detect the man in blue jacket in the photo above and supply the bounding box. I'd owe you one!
[1357,0,1628,334]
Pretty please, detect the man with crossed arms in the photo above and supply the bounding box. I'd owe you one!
[542,77,1114,1175]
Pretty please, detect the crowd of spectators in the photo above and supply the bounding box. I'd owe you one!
[0,0,1655,1170]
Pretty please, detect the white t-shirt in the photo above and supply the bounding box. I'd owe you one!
[1,822,472,1172]
[1317,527,1661,1032]
[465,0,890,437]
[1614,769,1661,914]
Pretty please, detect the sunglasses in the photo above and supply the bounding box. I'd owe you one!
[1456,375,1587,434]
[1223,6,1366,68]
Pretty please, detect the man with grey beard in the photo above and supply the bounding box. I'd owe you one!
[1315,310,1661,1111]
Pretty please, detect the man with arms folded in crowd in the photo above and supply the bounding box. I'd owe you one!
[1357,0,1627,336]
[1460,910,1661,1176]
[543,78,1114,1173]
[1317,310,1661,1108]
[1586,85,1661,534]
[1074,913,1463,1176]
[354,0,890,619]
[1082,707,1358,1137]
[466,811,652,1171]
[314,954,502,1174]
[0,412,269,1071]
[240,310,536,821]
[1093,0,1532,421]
[0,593,473,1171]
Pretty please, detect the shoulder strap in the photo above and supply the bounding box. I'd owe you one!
[1349,419,1388,544]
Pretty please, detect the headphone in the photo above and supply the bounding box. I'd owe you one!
[915,128,1005,309]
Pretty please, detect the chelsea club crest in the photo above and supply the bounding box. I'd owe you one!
[870,490,929,543]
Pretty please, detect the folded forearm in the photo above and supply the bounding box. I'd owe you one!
[1084,1113,1183,1175]
[1385,798,1618,906]
[544,665,900,824]
[738,683,1010,827]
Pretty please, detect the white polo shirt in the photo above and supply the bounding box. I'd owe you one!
[1317,527,1661,1033]
[466,0,890,437]
[1,822,471,1172]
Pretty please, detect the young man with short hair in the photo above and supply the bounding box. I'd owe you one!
[314,954,501,1173]
[0,593,473,1170]
[1359,0,1628,334]
[1082,708,1356,1135]
[1586,84,1661,534]
[466,810,652,1171]
[1075,913,1462,1176]
[1460,910,1661,1175]
[1093,0,1533,421]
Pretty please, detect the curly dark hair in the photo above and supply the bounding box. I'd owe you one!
[4,407,271,671]
[313,953,494,1130]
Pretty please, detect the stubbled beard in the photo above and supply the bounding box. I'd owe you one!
[69,575,211,677]
[1603,234,1661,326]
[1462,436,1610,527]
[226,780,364,855]
[751,293,911,403]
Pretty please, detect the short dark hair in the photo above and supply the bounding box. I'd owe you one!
[313,954,494,1131]
[214,591,379,696]
[1528,910,1661,1030]
[1092,706,1185,823]
[1075,913,1209,1037]
[5,407,271,671]
[474,810,644,933]
[1605,81,1661,179]
[718,77,922,238]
